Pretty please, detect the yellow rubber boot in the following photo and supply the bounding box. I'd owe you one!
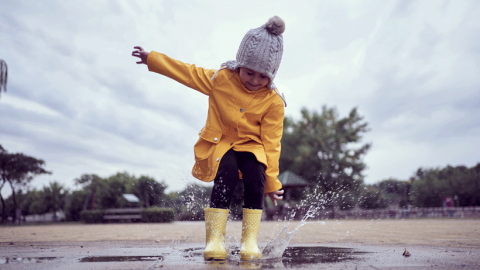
[203,208,229,260]
[239,208,263,261]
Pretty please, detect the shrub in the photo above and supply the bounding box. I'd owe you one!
[176,205,205,221]
[359,186,388,209]
[338,192,356,210]
[141,207,175,223]
[80,210,105,223]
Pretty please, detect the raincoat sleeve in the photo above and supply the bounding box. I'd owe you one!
[146,51,215,96]
[261,96,284,194]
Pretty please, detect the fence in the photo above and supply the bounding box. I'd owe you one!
[23,211,66,223]
[15,206,480,223]
[266,206,480,221]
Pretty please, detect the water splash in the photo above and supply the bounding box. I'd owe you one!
[261,221,294,259]
[261,202,326,259]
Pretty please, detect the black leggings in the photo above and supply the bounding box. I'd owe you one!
[210,149,266,210]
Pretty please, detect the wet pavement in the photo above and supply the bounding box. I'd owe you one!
[1,240,479,270]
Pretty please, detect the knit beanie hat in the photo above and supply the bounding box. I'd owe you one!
[234,16,284,90]
[212,16,285,92]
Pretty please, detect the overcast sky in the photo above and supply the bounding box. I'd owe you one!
[1,0,479,196]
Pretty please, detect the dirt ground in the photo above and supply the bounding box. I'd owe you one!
[1,219,480,269]
[1,219,479,248]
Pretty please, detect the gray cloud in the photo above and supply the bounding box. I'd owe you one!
[1,0,479,196]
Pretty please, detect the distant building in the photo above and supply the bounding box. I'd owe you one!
[122,194,141,208]
[277,170,312,203]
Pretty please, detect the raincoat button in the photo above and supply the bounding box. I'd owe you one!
[216,158,220,162]
[214,137,218,142]
[230,143,233,146]
[240,108,244,113]
[234,128,238,132]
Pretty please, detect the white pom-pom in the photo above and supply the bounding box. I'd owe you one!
[266,16,285,35]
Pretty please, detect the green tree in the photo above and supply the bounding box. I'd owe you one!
[411,164,480,207]
[74,174,103,210]
[43,181,69,221]
[0,145,51,223]
[358,184,387,209]
[279,107,370,217]
[174,184,211,221]
[134,176,167,208]
[411,168,444,207]
[18,189,44,217]
[163,192,181,214]
[378,178,411,207]
[337,189,357,210]
[27,189,48,216]
[64,190,88,221]
[440,164,480,206]
[97,172,137,209]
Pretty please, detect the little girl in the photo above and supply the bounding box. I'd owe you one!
[132,16,286,261]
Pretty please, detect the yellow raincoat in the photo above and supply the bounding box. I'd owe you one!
[147,52,283,193]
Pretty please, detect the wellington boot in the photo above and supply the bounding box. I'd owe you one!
[203,208,229,260]
[239,208,263,261]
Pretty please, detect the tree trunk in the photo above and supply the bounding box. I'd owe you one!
[0,193,5,223]
[8,180,17,223]
[0,180,5,223]
[91,187,96,210]
[145,192,150,208]
[82,194,89,211]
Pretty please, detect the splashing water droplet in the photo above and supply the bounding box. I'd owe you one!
[261,201,326,259]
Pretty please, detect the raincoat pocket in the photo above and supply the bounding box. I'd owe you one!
[194,127,223,160]
[193,127,223,180]
[199,126,223,144]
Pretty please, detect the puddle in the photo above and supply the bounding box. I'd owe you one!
[79,255,164,262]
[281,246,368,265]
[191,245,368,268]
[0,256,164,264]
[0,257,57,264]
[1,246,368,268]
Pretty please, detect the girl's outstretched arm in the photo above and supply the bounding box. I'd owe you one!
[265,190,284,207]
[132,46,149,65]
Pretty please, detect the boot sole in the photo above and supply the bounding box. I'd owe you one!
[204,256,226,261]
[204,251,226,261]
[240,253,262,261]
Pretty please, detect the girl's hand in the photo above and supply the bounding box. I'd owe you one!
[132,46,149,65]
[264,190,284,207]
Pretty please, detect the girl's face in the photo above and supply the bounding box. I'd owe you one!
[239,68,269,91]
